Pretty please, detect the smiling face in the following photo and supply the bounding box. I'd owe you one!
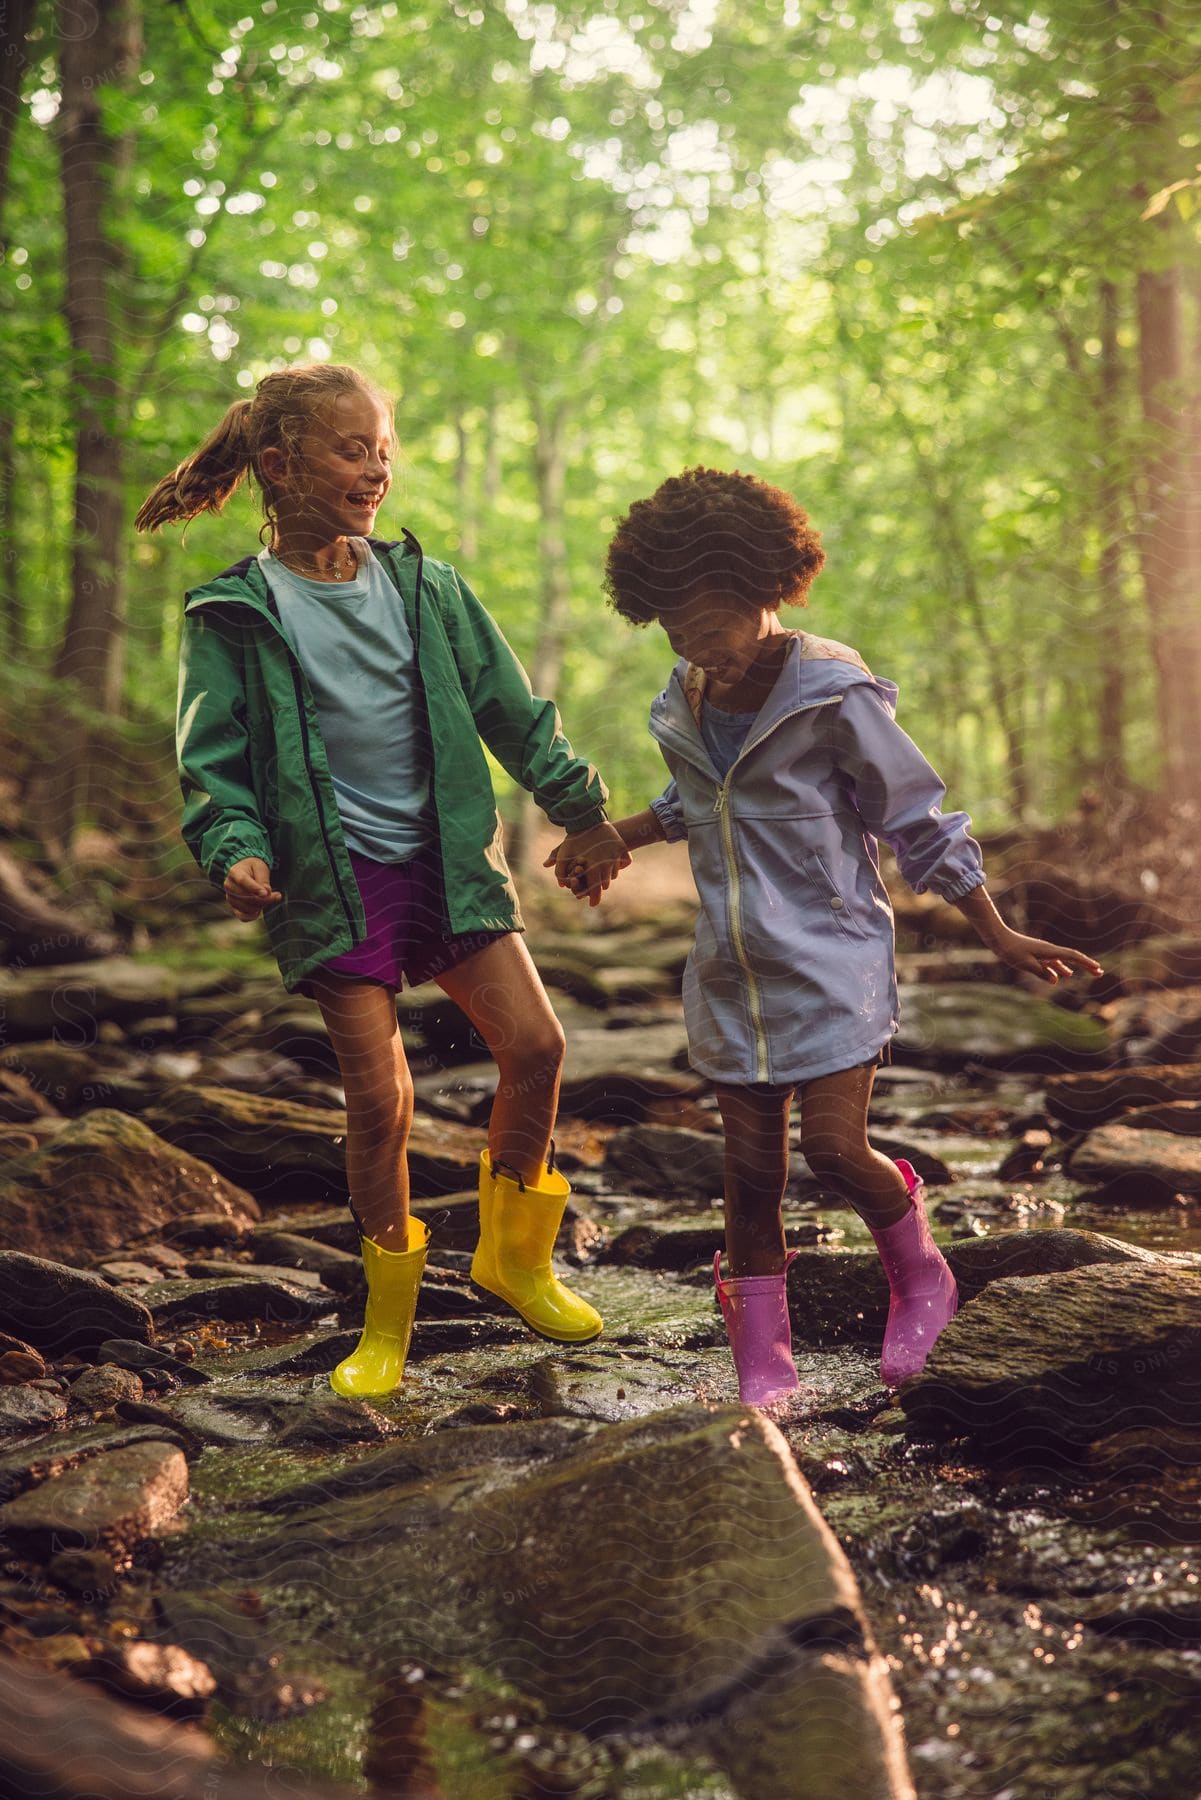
[263,388,394,543]
[660,591,783,684]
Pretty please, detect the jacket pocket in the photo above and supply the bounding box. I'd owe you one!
[801,851,870,942]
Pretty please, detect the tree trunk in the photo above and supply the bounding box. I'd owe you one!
[1096,279,1125,781]
[506,398,573,888]
[0,0,37,218]
[32,0,140,851]
[54,0,139,710]
[1136,253,1201,799]
[0,0,38,659]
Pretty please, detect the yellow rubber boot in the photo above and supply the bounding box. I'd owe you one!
[470,1151,602,1343]
[330,1214,429,1398]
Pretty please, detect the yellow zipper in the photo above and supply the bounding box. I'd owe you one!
[714,780,769,1083]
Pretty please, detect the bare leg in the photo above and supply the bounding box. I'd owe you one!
[436,934,566,1186]
[713,1083,794,1277]
[307,971,413,1250]
[798,1062,910,1229]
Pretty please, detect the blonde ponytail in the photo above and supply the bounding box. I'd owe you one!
[134,399,256,532]
[135,364,392,538]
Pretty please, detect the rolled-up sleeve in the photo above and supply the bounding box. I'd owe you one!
[649,779,688,842]
[830,684,985,901]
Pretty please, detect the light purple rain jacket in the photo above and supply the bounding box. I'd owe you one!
[647,633,986,1087]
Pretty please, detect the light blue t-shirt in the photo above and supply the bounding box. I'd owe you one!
[259,540,433,863]
[701,703,758,779]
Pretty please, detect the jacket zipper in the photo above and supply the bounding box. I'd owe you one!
[187,594,358,942]
[693,697,839,1086]
[713,778,769,1082]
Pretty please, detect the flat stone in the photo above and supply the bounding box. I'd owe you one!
[246,1230,365,1295]
[0,1440,189,1552]
[604,1123,725,1200]
[0,1384,68,1432]
[786,1228,1194,1348]
[0,1422,197,1506]
[97,1339,211,1387]
[97,1260,162,1285]
[1045,1063,1201,1131]
[0,1251,153,1355]
[137,1275,335,1329]
[184,1257,325,1289]
[0,958,232,1041]
[0,1650,365,1799]
[1068,1123,1201,1193]
[557,1022,708,1122]
[0,1109,260,1263]
[893,981,1111,1070]
[203,1406,911,1792]
[901,1264,1201,1456]
[142,1083,482,1198]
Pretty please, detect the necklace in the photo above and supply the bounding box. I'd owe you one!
[273,541,357,582]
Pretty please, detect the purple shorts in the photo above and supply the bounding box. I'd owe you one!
[316,847,509,990]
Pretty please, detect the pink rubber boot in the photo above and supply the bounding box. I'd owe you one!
[869,1159,958,1386]
[714,1248,800,1406]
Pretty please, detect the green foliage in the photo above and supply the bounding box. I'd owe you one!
[2,0,1198,825]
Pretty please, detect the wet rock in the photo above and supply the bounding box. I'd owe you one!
[142,1083,482,1198]
[162,1210,250,1249]
[0,1333,45,1382]
[74,1640,218,1721]
[0,1422,196,1506]
[0,1251,153,1356]
[557,1022,707,1122]
[0,1109,260,1262]
[274,1390,396,1447]
[96,1259,163,1285]
[1044,1062,1201,1131]
[184,1257,325,1290]
[0,1383,68,1432]
[69,1364,145,1409]
[604,1215,829,1272]
[786,1227,1193,1347]
[97,1339,211,1387]
[212,1406,910,1792]
[1067,1121,1201,1193]
[0,1038,133,1114]
[0,957,231,1040]
[901,1263,1201,1454]
[246,1229,364,1295]
[0,1440,189,1553]
[137,1273,336,1330]
[604,1123,724,1199]
[0,1064,59,1123]
[1110,934,1201,992]
[893,981,1111,1071]
[0,1650,363,1799]
[46,1546,120,1596]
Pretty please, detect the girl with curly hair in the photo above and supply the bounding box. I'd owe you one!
[558,467,1100,1405]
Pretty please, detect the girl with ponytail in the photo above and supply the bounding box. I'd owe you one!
[140,363,626,1398]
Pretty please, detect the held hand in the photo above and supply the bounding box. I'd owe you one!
[543,823,632,907]
[223,857,282,922]
[988,927,1104,985]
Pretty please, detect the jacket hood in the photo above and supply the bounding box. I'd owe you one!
[650,634,899,756]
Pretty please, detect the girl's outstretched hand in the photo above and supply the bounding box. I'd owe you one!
[544,823,632,907]
[987,927,1104,985]
[224,856,282,921]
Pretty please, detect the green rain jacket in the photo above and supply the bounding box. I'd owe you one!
[177,531,608,990]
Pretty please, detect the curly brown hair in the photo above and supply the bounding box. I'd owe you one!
[603,467,825,625]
